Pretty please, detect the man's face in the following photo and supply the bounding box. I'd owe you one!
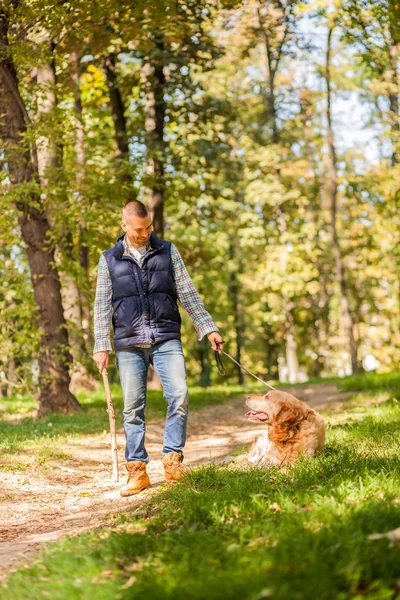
[121,214,153,248]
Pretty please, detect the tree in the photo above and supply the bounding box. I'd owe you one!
[0,3,80,414]
[324,23,359,373]
[342,0,400,165]
[253,0,302,381]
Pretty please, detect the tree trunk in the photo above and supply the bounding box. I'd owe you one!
[276,205,300,383]
[258,3,300,381]
[35,44,95,388]
[300,90,331,374]
[388,5,400,165]
[103,52,134,195]
[388,43,399,166]
[142,41,166,237]
[228,239,244,384]
[262,302,278,378]
[103,53,130,158]
[71,52,94,355]
[0,13,80,415]
[6,358,18,397]
[285,326,300,383]
[264,32,278,143]
[325,25,358,374]
[78,239,94,353]
[257,0,291,144]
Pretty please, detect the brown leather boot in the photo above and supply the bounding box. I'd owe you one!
[120,461,151,497]
[162,452,187,483]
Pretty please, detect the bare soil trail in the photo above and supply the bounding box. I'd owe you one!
[0,383,353,578]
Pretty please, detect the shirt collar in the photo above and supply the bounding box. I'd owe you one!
[123,234,152,257]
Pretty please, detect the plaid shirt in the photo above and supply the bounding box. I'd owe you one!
[93,236,219,354]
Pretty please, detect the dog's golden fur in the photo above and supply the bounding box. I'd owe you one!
[245,390,325,466]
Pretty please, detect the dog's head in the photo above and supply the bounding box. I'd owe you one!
[245,392,273,422]
[246,390,302,419]
[245,390,309,440]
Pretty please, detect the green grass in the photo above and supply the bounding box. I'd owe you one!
[338,372,400,393]
[2,390,400,599]
[2,372,399,468]
[0,384,258,462]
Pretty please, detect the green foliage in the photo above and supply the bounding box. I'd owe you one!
[0,0,398,395]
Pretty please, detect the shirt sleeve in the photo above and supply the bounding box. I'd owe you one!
[93,254,113,354]
[171,243,219,341]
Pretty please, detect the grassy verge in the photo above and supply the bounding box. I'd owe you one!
[338,372,400,393]
[0,383,259,470]
[2,389,400,599]
[2,372,399,472]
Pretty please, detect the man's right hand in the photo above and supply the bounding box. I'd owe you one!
[93,351,109,373]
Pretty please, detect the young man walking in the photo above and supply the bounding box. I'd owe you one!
[93,200,224,496]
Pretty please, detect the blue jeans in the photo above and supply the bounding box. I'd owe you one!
[116,339,189,463]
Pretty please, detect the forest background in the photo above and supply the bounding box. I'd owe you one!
[0,0,399,416]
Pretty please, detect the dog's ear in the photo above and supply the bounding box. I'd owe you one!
[275,405,304,428]
[268,405,304,444]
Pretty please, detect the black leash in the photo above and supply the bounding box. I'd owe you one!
[214,342,276,390]
[214,347,226,376]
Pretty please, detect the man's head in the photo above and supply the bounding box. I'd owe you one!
[121,201,153,248]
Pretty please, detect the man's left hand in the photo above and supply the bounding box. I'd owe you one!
[208,332,224,353]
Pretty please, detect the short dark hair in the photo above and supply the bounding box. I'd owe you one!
[122,200,149,219]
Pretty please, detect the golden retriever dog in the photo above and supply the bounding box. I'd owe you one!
[245,390,326,466]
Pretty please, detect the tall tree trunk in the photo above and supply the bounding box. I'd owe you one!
[195,231,212,387]
[71,52,94,354]
[78,238,94,354]
[228,239,244,384]
[388,16,400,166]
[276,206,300,383]
[0,13,80,415]
[263,29,278,143]
[325,25,358,374]
[35,44,90,377]
[257,1,290,144]
[142,40,166,237]
[258,3,300,382]
[103,52,134,196]
[262,302,278,379]
[300,90,331,374]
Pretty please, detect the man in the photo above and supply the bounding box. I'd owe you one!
[93,200,224,497]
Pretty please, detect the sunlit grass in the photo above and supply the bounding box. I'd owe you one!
[0,383,258,463]
[2,392,399,599]
[2,372,399,470]
[338,371,400,392]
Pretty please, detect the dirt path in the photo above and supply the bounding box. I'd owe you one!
[0,383,353,577]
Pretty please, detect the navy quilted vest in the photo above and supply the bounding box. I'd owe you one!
[103,232,181,351]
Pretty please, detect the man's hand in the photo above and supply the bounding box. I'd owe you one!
[208,332,225,353]
[93,351,109,373]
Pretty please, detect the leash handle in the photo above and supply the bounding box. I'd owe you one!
[214,349,226,376]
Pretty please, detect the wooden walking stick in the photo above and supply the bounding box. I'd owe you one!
[101,368,119,482]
